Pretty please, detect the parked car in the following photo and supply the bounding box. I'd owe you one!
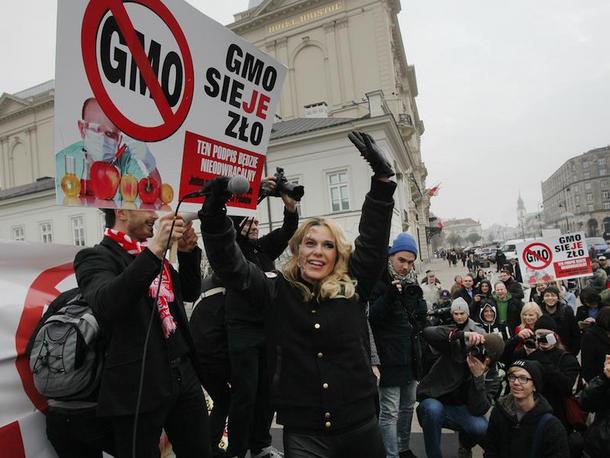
[586,237,610,257]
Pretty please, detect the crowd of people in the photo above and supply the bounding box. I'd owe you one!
[31,131,610,458]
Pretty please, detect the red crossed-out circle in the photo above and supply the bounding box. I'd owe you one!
[14,263,74,412]
[522,242,552,270]
[81,0,194,142]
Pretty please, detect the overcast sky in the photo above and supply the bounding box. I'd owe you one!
[2,0,609,227]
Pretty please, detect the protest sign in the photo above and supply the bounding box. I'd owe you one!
[55,0,286,215]
[516,232,593,285]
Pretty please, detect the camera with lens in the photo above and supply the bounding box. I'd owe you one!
[523,338,537,349]
[468,344,488,363]
[264,167,304,201]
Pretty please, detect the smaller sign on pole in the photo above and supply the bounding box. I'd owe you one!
[516,232,592,285]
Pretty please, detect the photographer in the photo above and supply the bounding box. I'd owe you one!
[222,175,300,458]
[369,233,427,458]
[416,324,505,458]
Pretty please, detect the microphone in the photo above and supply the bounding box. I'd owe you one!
[182,175,250,200]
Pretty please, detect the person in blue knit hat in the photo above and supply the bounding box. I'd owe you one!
[370,232,427,458]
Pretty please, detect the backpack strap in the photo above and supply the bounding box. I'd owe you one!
[530,412,554,458]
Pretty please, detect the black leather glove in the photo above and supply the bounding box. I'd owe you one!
[198,176,231,218]
[348,131,395,178]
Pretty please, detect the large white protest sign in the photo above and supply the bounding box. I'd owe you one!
[516,232,593,285]
[55,0,286,215]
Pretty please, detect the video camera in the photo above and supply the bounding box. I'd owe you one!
[263,167,304,201]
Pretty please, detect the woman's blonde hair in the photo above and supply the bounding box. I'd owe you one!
[283,217,356,301]
[520,302,543,328]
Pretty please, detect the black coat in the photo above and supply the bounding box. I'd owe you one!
[580,324,610,382]
[200,178,396,433]
[510,347,580,431]
[488,294,522,333]
[483,394,568,457]
[503,277,524,302]
[580,374,610,458]
[190,276,228,367]
[74,238,202,416]
[541,302,581,355]
[226,208,299,332]
[369,276,427,387]
[453,287,475,306]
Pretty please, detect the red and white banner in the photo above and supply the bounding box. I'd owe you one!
[54,0,286,216]
[516,232,593,285]
[0,241,82,457]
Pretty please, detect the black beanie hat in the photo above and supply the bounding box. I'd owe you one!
[534,314,558,333]
[510,359,544,392]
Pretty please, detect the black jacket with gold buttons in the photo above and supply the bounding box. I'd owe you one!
[201,178,396,433]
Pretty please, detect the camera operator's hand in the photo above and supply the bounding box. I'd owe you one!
[198,176,231,218]
[464,331,485,347]
[260,176,277,195]
[149,213,186,259]
[372,365,381,382]
[467,354,486,377]
[281,191,299,213]
[384,280,402,304]
[518,328,534,340]
[524,344,538,356]
[348,131,395,180]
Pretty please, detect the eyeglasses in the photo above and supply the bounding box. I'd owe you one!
[82,121,121,143]
[507,374,533,384]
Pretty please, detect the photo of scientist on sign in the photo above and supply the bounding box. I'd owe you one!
[54,0,286,214]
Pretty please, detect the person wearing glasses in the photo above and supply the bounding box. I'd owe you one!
[55,97,161,201]
[483,359,568,457]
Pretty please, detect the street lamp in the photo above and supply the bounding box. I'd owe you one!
[558,202,574,233]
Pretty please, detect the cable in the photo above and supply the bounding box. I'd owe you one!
[131,197,187,458]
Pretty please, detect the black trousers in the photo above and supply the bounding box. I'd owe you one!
[112,358,212,458]
[283,417,386,458]
[202,362,231,453]
[227,337,273,457]
[46,408,115,458]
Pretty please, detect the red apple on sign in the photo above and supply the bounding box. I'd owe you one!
[120,174,138,202]
[138,176,160,204]
[90,161,120,200]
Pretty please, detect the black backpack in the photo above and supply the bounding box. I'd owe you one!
[26,288,103,401]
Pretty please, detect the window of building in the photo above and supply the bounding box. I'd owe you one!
[575,195,581,203]
[11,225,25,241]
[586,193,593,202]
[585,182,592,190]
[587,204,594,212]
[575,204,581,212]
[327,170,350,212]
[602,190,610,200]
[71,215,86,246]
[584,171,591,179]
[598,158,606,167]
[604,202,610,210]
[602,180,609,189]
[40,222,53,244]
[583,160,589,168]
[600,168,607,176]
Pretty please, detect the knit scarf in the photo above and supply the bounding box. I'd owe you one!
[104,228,177,339]
[387,258,417,284]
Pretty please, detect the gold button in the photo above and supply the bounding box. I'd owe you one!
[325,412,331,419]
[322,383,329,389]
[314,323,320,329]
[317,352,323,358]
[325,421,332,428]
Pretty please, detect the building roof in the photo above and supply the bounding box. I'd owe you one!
[12,80,54,99]
[270,117,355,140]
[443,218,481,227]
[0,178,54,202]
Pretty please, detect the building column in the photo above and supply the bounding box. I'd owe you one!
[335,17,355,103]
[276,38,295,118]
[26,126,39,180]
[0,136,7,189]
[324,21,342,107]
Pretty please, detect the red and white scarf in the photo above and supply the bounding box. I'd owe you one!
[105,228,177,339]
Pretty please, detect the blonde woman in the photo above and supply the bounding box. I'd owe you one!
[199,132,395,458]
[510,302,543,353]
